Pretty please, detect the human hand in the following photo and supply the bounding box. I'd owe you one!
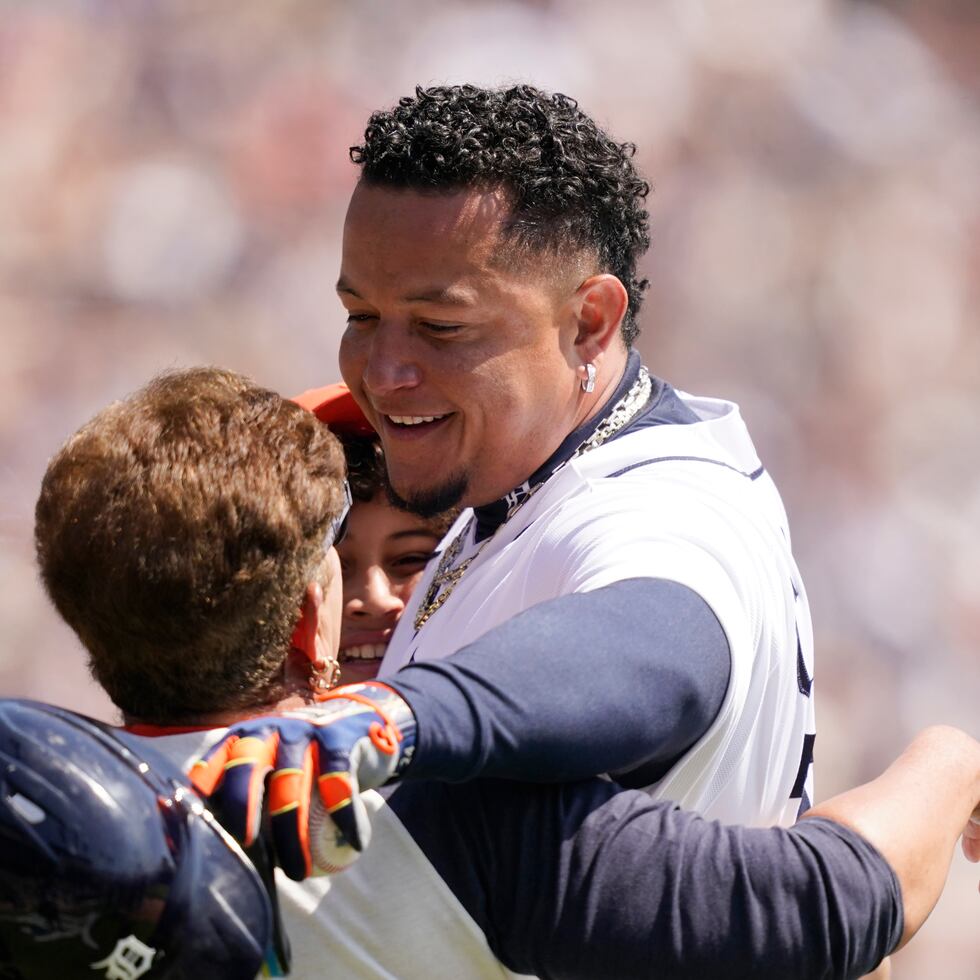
[189,681,416,880]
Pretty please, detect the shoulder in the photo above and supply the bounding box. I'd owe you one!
[524,437,791,618]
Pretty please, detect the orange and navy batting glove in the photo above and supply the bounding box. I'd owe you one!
[189,681,416,881]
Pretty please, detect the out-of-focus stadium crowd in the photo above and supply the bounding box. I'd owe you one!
[0,2,976,975]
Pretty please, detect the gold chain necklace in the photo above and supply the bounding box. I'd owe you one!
[413,368,652,631]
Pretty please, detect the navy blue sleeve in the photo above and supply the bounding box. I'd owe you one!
[387,577,730,784]
[385,778,903,979]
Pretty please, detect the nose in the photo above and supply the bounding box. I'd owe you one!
[344,566,405,622]
[361,322,422,398]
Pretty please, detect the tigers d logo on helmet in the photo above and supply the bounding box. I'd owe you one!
[0,699,271,980]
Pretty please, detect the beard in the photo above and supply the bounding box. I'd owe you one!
[384,469,469,518]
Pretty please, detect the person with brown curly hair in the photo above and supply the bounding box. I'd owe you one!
[35,366,350,728]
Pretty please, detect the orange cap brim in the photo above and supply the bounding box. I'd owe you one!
[292,383,375,437]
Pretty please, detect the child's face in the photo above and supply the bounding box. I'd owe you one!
[336,495,442,684]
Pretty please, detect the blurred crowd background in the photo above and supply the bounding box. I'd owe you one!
[0,1,977,975]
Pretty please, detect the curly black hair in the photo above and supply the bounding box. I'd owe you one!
[350,84,651,346]
[340,433,388,505]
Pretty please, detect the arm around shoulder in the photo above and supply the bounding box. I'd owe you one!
[389,576,731,784]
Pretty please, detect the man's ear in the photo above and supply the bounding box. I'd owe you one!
[289,582,324,662]
[573,274,629,365]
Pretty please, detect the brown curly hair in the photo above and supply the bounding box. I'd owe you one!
[35,367,347,724]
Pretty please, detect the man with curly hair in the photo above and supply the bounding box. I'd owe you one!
[200,84,816,862]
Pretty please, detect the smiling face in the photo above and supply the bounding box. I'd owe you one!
[336,496,443,683]
[338,183,599,512]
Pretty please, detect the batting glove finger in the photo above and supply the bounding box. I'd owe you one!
[189,729,279,847]
[267,737,317,881]
[314,767,373,854]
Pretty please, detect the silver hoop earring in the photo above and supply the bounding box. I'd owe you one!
[581,363,597,393]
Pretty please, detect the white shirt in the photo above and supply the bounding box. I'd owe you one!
[381,392,816,826]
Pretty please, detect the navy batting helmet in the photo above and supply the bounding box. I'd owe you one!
[0,699,272,979]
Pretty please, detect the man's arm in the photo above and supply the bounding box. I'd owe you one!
[390,779,898,979]
[390,576,730,783]
[190,577,731,869]
[389,727,978,979]
[805,725,980,947]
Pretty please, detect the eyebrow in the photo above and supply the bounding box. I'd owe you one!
[336,279,476,307]
[387,529,442,542]
[404,286,476,306]
[336,278,361,297]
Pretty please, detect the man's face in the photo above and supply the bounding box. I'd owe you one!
[338,183,586,511]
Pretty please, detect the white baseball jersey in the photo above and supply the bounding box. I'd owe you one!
[381,391,816,827]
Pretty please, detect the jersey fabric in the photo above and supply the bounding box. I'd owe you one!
[139,729,898,980]
[381,356,816,826]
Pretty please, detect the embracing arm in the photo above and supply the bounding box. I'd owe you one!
[805,725,980,947]
[393,728,979,979]
[190,577,731,872]
[392,777,901,979]
[389,576,730,783]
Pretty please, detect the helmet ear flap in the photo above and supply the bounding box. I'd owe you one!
[0,699,272,979]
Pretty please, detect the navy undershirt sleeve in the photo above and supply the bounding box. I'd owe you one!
[384,778,903,979]
[387,577,731,784]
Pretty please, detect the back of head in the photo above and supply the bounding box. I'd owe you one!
[34,367,347,724]
[351,83,651,345]
[0,699,270,979]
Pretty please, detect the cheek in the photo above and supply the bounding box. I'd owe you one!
[479,366,564,439]
[461,362,529,424]
[340,575,363,610]
[329,580,344,621]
